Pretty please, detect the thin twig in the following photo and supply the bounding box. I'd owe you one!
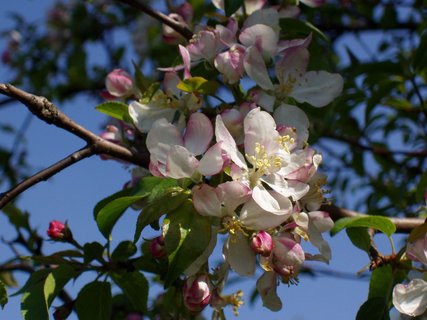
[116,0,193,40]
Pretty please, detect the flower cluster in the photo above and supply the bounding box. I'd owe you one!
[99,0,342,315]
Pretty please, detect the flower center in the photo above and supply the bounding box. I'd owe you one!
[275,74,297,100]
[221,216,248,239]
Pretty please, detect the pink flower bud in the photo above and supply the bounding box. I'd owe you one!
[149,236,166,259]
[251,231,274,257]
[182,274,212,313]
[272,234,305,280]
[105,69,134,98]
[47,220,71,241]
[99,125,121,143]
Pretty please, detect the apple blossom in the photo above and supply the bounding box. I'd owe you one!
[47,220,72,241]
[250,231,274,257]
[105,69,134,98]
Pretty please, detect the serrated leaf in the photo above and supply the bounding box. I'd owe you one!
[44,264,77,308]
[0,280,7,309]
[95,102,129,121]
[176,76,219,95]
[346,227,372,253]
[111,241,137,261]
[75,282,112,320]
[111,271,148,313]
[163,200,211,287]
[356,297,390,320]
[83,242,105,263]
[331,216,396,237]
[224,0,243,16]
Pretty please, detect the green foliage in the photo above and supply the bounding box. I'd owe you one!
[356,297,390,320]
[177,77,219,95]
[163,200,212,287]
[110,271,148,313]
[95,101,131,122]
[111,241,137,262]
[75,281,112,320]
[331,216,396,237]
[224,0,244,17]
[345,227,372,253]
[83,242,105,263]
[43,265,78,308]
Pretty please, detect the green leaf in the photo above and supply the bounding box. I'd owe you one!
[32,250,83,265]
[176,76,219,95]
[95,101,129,121]
[75,282,112,320]
[111,271,148,313]
[83,242,105,263]
[416,170,427,203]
[20,270,51,320]
[0,280,7,309]
[111,241,137,261]
[96,194,146,238]
[356,297,390,320]
[134,187,189,242]
[94,188,133,220]
[163,200,211,287]
[368,265,393,300]
[1,204,30,229]
[346,227,372,253]
[224,0,243,17]
[44,264,77,308]
[279,18,329,42]
[331,216,396,237]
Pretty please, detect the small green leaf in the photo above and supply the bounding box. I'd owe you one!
[44,265,78,308]
[413,31,427,71]
[20,270,51,320]
[331,216,396,237]
[95,102,129,121]
[111,241,137,261]
[96,195,145,238]
[134,188,189,242]
[75,282,112,320]
[176,77,219,95]
[1,204,30,229]
[83,242,105,263]
[0,280,7,309]
[368,265,393,300]
[111,271,148,313]
[163,200,211,287]
[346,227,372,253]
[224,0,243,16]
[12,269,50,297]
[356,297,390,320]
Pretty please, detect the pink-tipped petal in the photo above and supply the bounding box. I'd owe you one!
[198,142,225,176]
[243,46,274,90]
[184,112,213,155]
[166,145,198,179]
[192,184,222,217]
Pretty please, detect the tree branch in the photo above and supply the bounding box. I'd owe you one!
[116,0,193,40]
[0,83,149,209]
[322,204,425,233]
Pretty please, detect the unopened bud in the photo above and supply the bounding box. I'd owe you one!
[105,69,133,98]
[47,220,72,241]
[250,231,273,257]
[149,236,166,259]
[182,274,212,313]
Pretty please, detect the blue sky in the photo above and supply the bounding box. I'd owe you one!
[0,1,407,319]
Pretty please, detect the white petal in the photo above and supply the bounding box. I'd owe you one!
[223,232,256,276]
[183,112,213,155]
[243,8,279,32]
[239,24,278,58]
[166,145,198,179]
[216,181,251,213]
[393,279,427,317]
[274,104,309,148]
[215,115,247,169]
[244,108,279,158]
[262,174,309,201]
[256,272,282,312]
[129,101,176,133]
[243,46,274,90]
[290,71,344,107]
[275,46,309,83]
[192,184,222,217]
[198,142,225,176]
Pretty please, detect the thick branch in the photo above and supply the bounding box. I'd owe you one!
[322,204,425,233]
[116,0,193,40]
[0,83,149,209]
